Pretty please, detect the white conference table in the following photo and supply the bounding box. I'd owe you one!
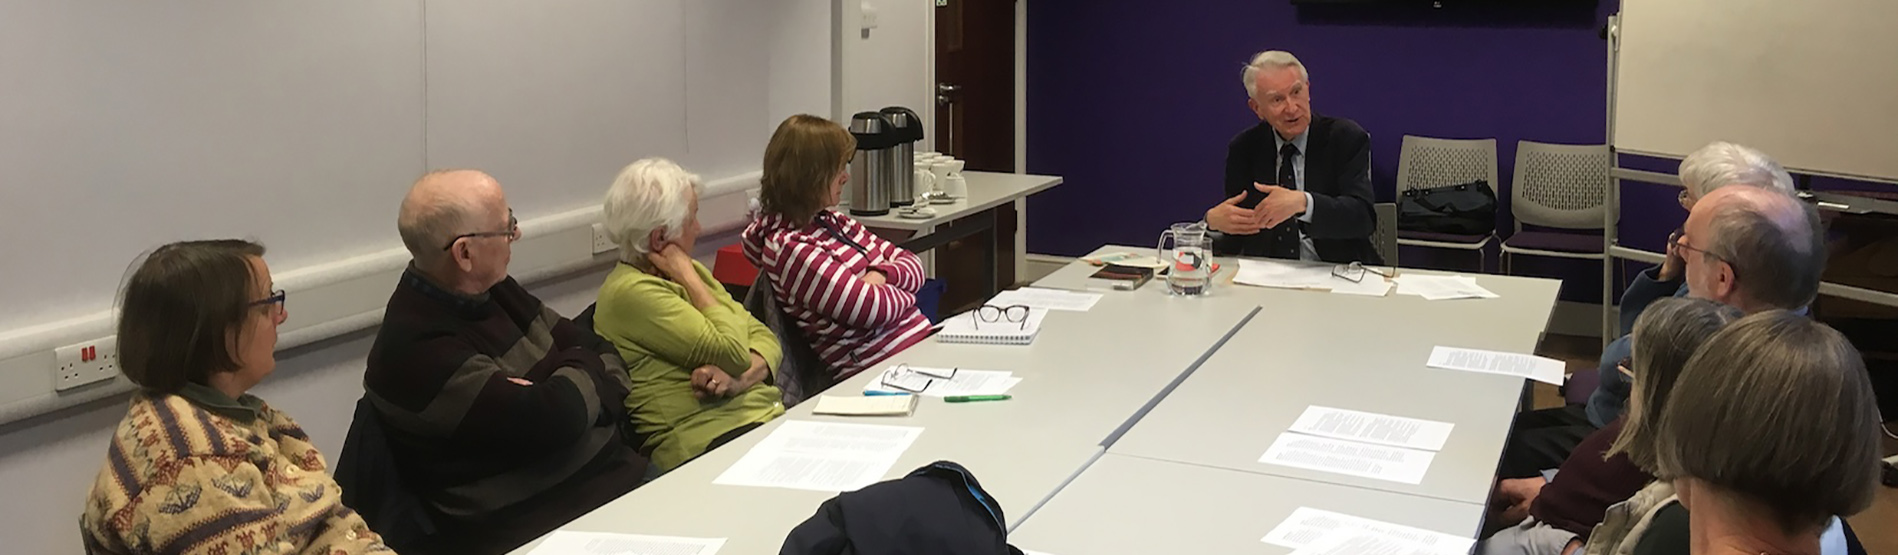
[1103,251,1561,506]
[511,245,1561,553]
[1009,454,1486,555]
[510,257,1259,554]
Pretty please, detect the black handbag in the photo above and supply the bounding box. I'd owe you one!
[1397,179,1498,235]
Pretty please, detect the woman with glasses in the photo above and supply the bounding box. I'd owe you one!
[594,158,786,472]
[81,240,394,554]
[741,115,933,380]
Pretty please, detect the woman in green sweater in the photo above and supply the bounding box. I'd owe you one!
[595,157,786,471]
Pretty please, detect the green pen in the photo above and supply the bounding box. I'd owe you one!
[945,395,1011,403]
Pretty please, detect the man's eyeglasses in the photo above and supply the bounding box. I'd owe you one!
[442,209,521,251]
[1331,261,1392,283]
[1671,234,1719,263]
[972,304,1031,330]
[880,364,958,393]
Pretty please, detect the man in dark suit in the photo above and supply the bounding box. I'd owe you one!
[1206,50,1381,264]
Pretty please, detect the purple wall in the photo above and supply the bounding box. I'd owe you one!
[1026,0,1620,301]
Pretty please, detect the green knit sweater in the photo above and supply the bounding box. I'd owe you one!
[594,260,785,470]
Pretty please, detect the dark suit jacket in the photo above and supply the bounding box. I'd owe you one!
[1214,114,1382,264]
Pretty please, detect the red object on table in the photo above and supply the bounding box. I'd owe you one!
[712,243,760,287]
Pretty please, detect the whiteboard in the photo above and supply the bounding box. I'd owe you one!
[1614,0,1898,183]
[0,0,832,335]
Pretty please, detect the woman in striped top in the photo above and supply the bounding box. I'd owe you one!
[742,114,933,379]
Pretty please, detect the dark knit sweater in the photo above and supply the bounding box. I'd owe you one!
[1529,418,1652,540]
[365,268,647,548]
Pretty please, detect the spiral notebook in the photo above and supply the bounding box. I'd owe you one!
[935,308,1048,345]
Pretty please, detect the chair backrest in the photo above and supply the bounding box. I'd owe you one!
[742,273,835,407]
[334,396,437,549]
[1511,140,1610,231]
[1373,202,1399,267]
[1396,136,1500,193]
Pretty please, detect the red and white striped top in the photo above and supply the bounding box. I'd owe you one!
[742,209,932,379]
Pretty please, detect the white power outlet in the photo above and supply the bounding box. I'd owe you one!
[591,223,617,255]
[53,336,118,392]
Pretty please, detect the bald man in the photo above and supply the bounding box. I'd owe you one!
[365,170,648,553]
[1490,185,1826,522]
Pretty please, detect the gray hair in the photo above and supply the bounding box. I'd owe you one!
[397,170,486,264]
[1651,311,1882,535]
[1607,297,1743,470]
[603,158,702,259]
[1242,50,1309,100]
[1678,142,1795,200]
[1701,189,1825,310]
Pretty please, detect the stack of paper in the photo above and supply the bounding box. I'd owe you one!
[811,395,919,416]
[1232,259,1394,297]
[1394,275,1499,300]
[863,366,1021,398]
[1234,259,1335,289]
[1258,406,1455,485]
[936,309,1048,345]
[712,421,923,491]
[525,531,726,555]
[1264,507,1475,553]
[988,287,1103,312]
[1426,346,1567,386]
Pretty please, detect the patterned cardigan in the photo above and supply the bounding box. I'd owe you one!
[81,385,391,555]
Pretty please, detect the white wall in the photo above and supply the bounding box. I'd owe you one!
[0,2,946,551]
[839,0,936,149]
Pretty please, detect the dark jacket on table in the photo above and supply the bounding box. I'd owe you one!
[782,461,1023,555]
[1214,114,1382,265]
[364,268,649,553]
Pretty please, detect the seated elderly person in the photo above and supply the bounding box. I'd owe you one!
[1480,297,1739,555]
[1589,311,1880,555]
[82,240,392,554]
[365,170,647,554]
[742,114,932,379]
[594,158,785,471]
[1497,146,1808,480]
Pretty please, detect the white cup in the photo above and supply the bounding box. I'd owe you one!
[914,167,937,193]
[940,175,968,199]
[929,161,956,187]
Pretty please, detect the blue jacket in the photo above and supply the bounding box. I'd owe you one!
[1587,267,1686,427]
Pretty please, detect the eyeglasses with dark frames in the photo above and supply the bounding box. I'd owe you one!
[442,209,521,251]
[250,289,287,314]
[972,304,1031,330]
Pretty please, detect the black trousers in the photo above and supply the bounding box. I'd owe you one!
[1496,404,1599,479]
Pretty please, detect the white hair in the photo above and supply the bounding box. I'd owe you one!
[1677,141,1795,199]
[1242,50,1309,100]
[603,158,703,259]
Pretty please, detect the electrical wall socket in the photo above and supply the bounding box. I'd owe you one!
[590,223,616,254]
[53,336,118,392]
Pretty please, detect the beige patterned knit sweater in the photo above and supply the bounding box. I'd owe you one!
[80,385,392,554]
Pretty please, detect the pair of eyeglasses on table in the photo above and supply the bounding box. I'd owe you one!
[970,304,1031,330]
[879,364,959,393]
[1329,261,1393,283]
